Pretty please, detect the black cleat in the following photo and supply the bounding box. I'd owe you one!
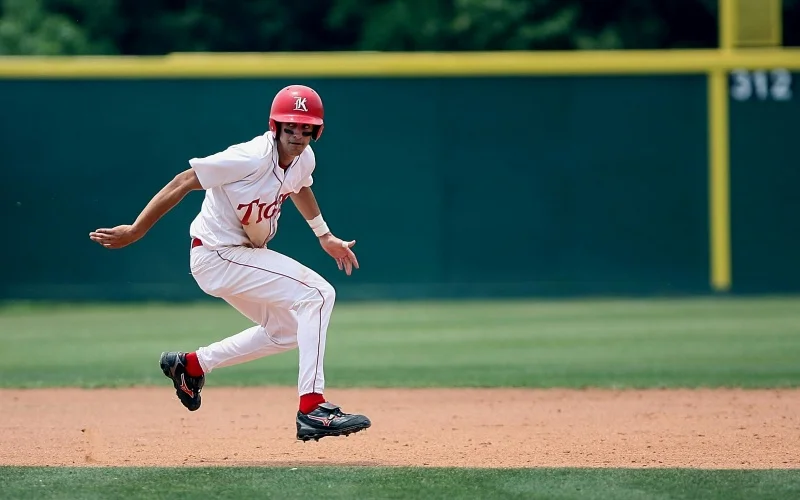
[296,402,371,441]
[159,351,204,411]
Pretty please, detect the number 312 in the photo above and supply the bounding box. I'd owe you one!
[730,69,793,101]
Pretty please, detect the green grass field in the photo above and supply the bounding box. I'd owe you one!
[2,467,799,500]
[2,296,800,389]
[2,296,800,499]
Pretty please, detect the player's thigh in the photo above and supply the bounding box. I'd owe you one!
[212,246,334,309]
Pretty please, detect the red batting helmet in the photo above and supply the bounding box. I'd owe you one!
[269,85,324,140]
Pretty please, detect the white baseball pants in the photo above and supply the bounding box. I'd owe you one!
[188,243,335,396]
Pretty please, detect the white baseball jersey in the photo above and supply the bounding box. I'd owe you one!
[188,132,315,249]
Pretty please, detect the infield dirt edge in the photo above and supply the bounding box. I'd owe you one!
[2,387,798,469]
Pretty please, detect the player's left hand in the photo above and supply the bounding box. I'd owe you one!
[319,234,359,276]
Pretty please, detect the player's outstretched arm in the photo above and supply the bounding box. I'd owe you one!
[89,168,203,249]
[290,186,360,276]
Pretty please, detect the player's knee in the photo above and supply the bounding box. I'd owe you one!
[318,281,336,305]
[293,281,334,311]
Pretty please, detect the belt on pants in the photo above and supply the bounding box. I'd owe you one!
[191,238,203,249]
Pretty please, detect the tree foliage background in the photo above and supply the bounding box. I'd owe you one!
[0,0,797,55]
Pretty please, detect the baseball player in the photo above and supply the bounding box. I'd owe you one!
[89,84,371,442]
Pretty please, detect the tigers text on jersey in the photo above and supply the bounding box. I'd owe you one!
[188,132,315,249]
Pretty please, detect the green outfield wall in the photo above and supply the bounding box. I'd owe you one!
[728,69,800,294]
[0,66,796,301]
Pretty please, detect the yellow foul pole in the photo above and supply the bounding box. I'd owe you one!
[708,0,734,291]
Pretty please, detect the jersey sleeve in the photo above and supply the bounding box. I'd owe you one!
[189,143,260,189]
[297,173,314,190]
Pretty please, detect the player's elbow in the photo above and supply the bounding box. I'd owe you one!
[172,168,203,193]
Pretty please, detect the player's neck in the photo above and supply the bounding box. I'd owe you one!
[276,144,296,170]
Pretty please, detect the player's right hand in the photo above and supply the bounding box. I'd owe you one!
[89,225,143,249]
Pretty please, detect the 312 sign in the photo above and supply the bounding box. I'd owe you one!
[729,69,793,101]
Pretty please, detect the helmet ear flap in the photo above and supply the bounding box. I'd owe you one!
[312,124,324,141]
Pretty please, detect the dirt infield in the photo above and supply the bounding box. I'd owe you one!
[1,387,798,468]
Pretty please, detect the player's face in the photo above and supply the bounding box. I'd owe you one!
[280,122,313,156]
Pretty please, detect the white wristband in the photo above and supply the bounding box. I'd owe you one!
[307,214,330,237]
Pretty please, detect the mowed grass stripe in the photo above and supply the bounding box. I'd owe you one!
[1,466,799,500]
[1,296,799,389]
